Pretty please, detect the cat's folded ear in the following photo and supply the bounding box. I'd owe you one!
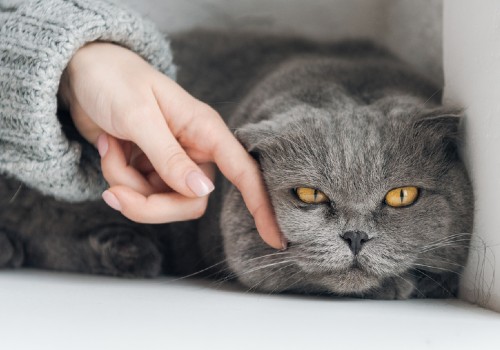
[412,107,464,160]
[234,120,277,160]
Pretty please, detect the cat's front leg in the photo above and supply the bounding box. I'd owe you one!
[27,223,163,278]
[88,224,162,278]
[0,228,24,268]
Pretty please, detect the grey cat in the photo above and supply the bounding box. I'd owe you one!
[0,30,473,299]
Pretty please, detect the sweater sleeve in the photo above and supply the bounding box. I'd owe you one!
[0,0,176,202]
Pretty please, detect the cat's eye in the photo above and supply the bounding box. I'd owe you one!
[294,187,330,204]
[385,186,419,208]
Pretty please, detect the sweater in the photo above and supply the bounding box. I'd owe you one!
[0,0,176,201]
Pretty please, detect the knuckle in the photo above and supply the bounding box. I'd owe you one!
[100,161,116,184]
[195,102,220,122]
[249,201,266,220]
[232,168,249,190]
[120,104,155,134]
[161,146,191,174]
[126,104,154,121]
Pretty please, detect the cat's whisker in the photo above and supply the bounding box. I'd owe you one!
[395,272,426,298]
[420,236,472,247]
[417,235,474,253]
[217,259,297,285]
[418,242,471,254]
[267,265,306,294]
[167,259,230,282]
[214,252,298,280]
[245,263,297,294]
[213,259,296,292]
[281,270,306,293]
[422,88,443,106]
[421,232,471,244]
[418,233,472,248]
[412,263,463,276]
[242,251,293,261]
[212,100,237,106]
[416,257,466,269]
[167,250,295,285]
[8,184,22,203]
[415,269,454,297]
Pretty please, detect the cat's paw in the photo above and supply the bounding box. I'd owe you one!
[0,229,24,268]
[89,225,162,278]
[364,275,416,300]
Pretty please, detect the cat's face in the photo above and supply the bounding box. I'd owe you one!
[221,84,473,298]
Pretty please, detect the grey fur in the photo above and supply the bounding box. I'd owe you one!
[0,30,473,299]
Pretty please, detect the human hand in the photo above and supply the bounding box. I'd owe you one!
[58,42,285,250]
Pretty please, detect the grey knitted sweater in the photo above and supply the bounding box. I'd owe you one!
[0,0,176,201]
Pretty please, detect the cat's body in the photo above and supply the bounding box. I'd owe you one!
[0,31,473,299]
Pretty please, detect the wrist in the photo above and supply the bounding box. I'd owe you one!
[57,42,98,115]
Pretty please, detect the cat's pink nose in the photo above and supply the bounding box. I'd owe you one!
[340,231,370,255]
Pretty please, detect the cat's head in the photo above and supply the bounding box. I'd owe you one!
[220,58,474,298]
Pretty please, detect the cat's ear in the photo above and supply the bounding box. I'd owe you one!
[234,120,277,161]
[413,107,463,159]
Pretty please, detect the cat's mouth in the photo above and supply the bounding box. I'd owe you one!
[315,267,380,294]
[298,255,375,276]
[350,258,363,270]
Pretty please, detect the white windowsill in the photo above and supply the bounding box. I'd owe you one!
[1,270,499,350]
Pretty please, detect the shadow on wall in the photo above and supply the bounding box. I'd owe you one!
[122,0,443,84]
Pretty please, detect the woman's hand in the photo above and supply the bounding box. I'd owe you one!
[58,42,285,250]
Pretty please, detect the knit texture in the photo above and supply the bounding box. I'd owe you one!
[0,0,176,201]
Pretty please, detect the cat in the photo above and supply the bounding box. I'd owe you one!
[0,30,473,299]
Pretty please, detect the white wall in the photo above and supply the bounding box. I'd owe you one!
[382,0,443,85]
[120,0,387,41]
[443,0,500,312]
[120,0,443,87]
[8,0,440,82]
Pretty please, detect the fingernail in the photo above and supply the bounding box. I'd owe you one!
[102,190,121,211]
[186,171,215,197]
[281,236,289,251]
[97,133,108,157]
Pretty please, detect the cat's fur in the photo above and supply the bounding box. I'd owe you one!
[0,31,473,299]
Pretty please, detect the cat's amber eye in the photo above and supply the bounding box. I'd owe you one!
[295,187,330,204]
[385,186,419,208]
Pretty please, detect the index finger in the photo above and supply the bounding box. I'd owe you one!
[212,124,285,250]
[152,78,285,250]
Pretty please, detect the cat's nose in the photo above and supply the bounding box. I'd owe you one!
[340,231,370,255]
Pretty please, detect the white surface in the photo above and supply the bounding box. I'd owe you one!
[443,0,500,312]
[1,270,499,350]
